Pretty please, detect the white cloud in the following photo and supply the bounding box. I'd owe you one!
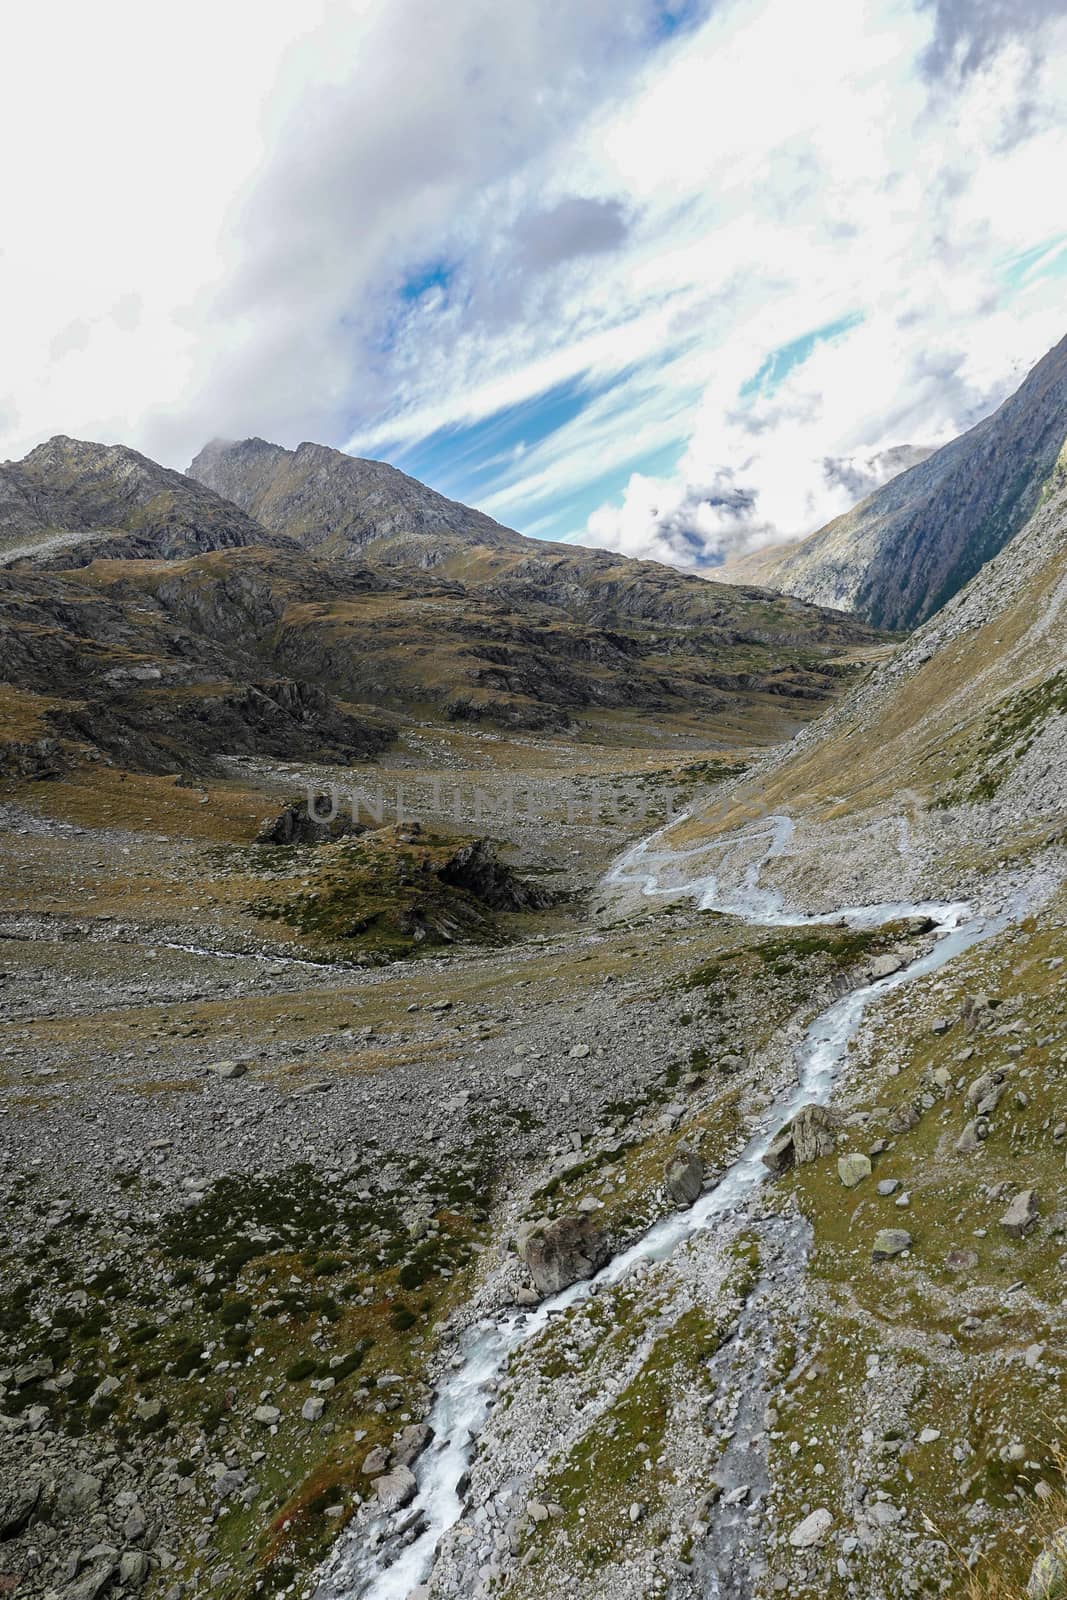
[1,0,1065,575]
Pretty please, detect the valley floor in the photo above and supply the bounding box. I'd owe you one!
[0,713,1064,1600]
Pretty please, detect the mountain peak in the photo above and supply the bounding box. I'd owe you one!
[187,434,526,560]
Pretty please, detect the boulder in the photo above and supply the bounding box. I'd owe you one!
[394,1423,434,1468]
[762,1103,838,1176]
[789,1508,832,1548]
[1028,1526,1067,1599]
[869,953,904,979]
[517,1213,610,1297]
[665,1145,703,1206]
[872,1228,912,1260]
[838,1153,872,1188]
[0,1478,40,1539]
[1000,1188,1038,1238]
[792,1103,839,1164]
[361,1445,391,1476]
[375,1467,417,1512]
[55,1469,102,1519]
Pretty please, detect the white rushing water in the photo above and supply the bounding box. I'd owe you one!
[317,813,1000,1600]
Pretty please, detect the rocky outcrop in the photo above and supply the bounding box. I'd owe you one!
[438,838,555,912]
[722,330,1067,629]
[762,1102,839,1175]
[0,435,286,567]
[516,1214,610,1297]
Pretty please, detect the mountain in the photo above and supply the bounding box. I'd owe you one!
[0,435,884,781]
[189,436,523,564]
[0,435,286,567]
[722,330,1067,629]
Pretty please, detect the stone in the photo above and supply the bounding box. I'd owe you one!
[1026,1530,1067,1600]
[946,1247,979,1272]
[123,1506,148,1541]
[118,1552,152,1588]
[56,1469,103,1519]
[375,1467,417,1512]
[1001,1189,1038,1238]
[869,954,903,979]
[527,1501,549,1523]
[877,1178,901,1196]
[791,1103,839,1165]
[63,1564,116,1600]
[789,1508,832,1548]
[954,1120,981,1154]
[0,1479,40,1539]
[762,1130,795,1176]
[838,1153,872,1188]
[211,1059,247,1080]
[665,1145,703,1206]
[918,1428,941,1444]
[362,1445,392,1476]
[516,1213,609,1297]
[302,1397,326,1422]
[872,1228,912,1260]
[394,1423,434,1467]
[253,1405,281,1426]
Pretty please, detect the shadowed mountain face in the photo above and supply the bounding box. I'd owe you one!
[722,331,1067,630]
[0,436,287,567]
[0,433,884,781]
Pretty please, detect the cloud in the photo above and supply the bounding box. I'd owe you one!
[919,0,1067,78]
[1,0,1066,579]
[512,197,631,271]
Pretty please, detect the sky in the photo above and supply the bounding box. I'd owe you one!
[2,0,1067,568]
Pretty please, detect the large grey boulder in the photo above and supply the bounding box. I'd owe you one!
[872,1228,912,1260]
[1001,1188,1038,1238]
[1028,1526,1067,1598]
[762,1103,838,1176]
[665,1145,703,1206]
[517,1213,610,1297]
[375,1466,417,1512]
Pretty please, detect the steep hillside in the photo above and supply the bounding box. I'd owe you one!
[189,436,523,562]
[723,331,1067,629]
[0,436,287,567]
[188,435,881,638]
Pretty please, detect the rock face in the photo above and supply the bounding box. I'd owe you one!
[0,435,284,566]
[665,1145,704,1206]
[517,1214,610,1297]
[188,436,522,562]
[721,331,1067,629]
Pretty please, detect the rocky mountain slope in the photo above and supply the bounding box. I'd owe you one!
[0,437,288,568]
[0,438,883,780]
[189,437,521,564]
[0,418,1063,1600]
[722,331,1067,629]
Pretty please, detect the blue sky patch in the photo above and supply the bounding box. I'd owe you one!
[739,311,864,401]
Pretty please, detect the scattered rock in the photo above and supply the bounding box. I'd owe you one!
[1000,1189,1038,1238]
[789,1508,832,1548]
[872,1228,913,1260]
[838,1153,872,1188]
